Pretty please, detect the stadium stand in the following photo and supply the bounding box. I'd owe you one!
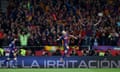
[0,0,120,56]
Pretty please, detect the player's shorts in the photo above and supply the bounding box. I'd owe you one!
[9,54,14,59]
[8,53,16,59]
[64,44,69,50]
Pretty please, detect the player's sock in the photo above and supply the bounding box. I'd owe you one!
[4,59,10,67]
[60,50,68,62]
[12,58,17,67]
[64,50,69,57]
[9,60,15,68]
[13,60,17,67]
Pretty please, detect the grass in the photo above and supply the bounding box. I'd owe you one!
[0,68,120,72]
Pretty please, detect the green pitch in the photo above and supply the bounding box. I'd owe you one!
[0,68,120,72]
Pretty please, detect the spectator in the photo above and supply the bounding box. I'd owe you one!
[70,49,78,56]
[18,31,30,47]
[53,49,61,56]
[105,49,112,56]
[0,29,5,47]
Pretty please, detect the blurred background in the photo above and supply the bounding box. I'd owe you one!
[0,0,120,57]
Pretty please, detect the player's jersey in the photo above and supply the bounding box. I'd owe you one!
[4,48,10,56]
[5,40,17,58]
[62,35,69,46]
[60,34,69,50]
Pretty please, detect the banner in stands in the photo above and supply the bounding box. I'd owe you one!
[92,46,120,50]
[0,56,120,68]
[44,46,79,52]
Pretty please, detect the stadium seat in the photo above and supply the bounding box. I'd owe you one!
[47,51,52,56]
[77,50,83,56]
[35,51,43,56]
[111,50,118,56]
[60,50,64,56]
[26,50,32,56]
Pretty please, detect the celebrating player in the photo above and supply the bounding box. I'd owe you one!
[57,30,77,61]
[4,38,18,67]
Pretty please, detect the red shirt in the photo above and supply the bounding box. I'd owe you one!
[81,30,86,39]
[0,32,4,39]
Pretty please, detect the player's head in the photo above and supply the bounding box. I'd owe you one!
[12,38,17,43]
[62,30,67,35]
[14,38,17,41]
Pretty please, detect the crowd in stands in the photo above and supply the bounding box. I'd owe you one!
[0,0,120,56]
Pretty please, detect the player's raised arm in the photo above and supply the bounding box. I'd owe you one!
[57,30,66,41]
[8,38,17,48]
[94,13,103,26]
[69,35,77,39]
[57,36,62,41]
